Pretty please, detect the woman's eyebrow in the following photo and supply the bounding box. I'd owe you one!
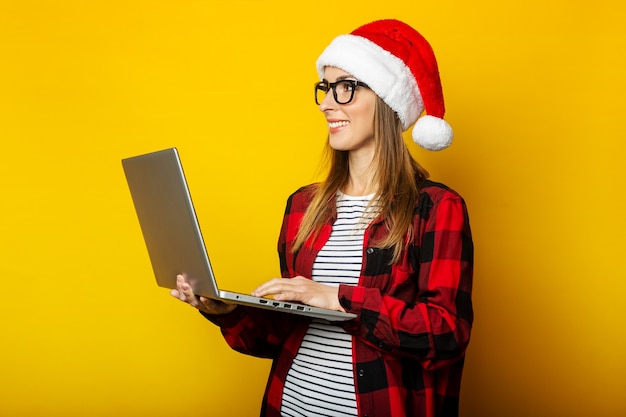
[323,75,359,83]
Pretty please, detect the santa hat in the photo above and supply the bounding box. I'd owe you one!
[316,19,453,151]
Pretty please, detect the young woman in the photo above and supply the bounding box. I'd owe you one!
[171,19,473,417]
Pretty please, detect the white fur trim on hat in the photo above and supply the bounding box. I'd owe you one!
[412,115,453,151]
[316,34,424,130]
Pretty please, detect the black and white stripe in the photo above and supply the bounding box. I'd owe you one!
[281,193,377,417]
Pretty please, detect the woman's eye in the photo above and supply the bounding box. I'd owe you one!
[338,80,356,92]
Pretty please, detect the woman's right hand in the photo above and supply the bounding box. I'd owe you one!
[170,274,237,315]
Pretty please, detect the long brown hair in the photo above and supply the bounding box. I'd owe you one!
[293,96,429,264]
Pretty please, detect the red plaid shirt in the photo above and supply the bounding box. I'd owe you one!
[205,180,473,417]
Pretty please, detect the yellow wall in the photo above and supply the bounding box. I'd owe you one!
[1,1,624,416]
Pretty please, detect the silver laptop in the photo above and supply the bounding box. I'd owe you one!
[122,147,356,321]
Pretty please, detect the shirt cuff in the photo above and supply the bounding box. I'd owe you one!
[338,284,366,313]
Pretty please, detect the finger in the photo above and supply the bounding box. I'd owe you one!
[251,278,286,297]
[174,275,187,297]
[179,280,194,296]
[173,274,196,303]
[272,291,300,301]
[183,286,200,307]
[175,274,186,288]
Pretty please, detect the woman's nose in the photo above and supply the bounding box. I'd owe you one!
[319,90,337,111]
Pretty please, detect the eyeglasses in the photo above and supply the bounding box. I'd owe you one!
[314,79,370,105]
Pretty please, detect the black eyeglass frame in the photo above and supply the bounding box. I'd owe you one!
[314,79,370,105]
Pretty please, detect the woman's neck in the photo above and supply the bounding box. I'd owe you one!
[344,151,378,196]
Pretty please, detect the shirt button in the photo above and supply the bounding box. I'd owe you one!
[366,248,374,254]
[358,369,365,377]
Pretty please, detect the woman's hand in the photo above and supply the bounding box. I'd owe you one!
[170,274,236,315]
[252,276,344,312]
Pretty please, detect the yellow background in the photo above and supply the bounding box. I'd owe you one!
[1,0,624,416]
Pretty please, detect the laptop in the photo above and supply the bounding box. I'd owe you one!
[122,147,356,321]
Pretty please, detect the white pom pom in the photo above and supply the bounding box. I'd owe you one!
[412,115,454,151]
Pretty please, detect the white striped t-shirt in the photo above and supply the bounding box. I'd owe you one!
[281,192,377,417]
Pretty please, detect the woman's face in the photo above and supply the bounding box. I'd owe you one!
[319,67,377,155]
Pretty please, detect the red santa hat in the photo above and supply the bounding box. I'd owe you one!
[316,19,453,151]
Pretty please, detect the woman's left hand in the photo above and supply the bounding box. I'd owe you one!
[251,276,344,312]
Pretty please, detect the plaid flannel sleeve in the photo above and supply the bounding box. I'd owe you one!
[202,304,300,359]
[339,186,473,369]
